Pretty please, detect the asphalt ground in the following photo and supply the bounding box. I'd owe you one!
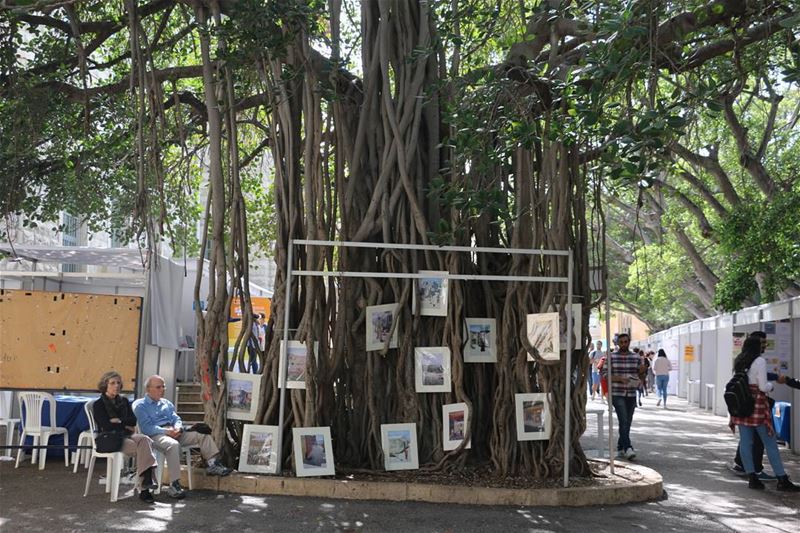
[1,394,798,532]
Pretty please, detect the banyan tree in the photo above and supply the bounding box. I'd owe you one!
[3,0,794,480]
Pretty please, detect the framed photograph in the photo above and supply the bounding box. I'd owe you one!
[442,402,471,451]
[463,318,497,363]
[366,303,399,352]
[225,372,261,421]
[413,270,449,316]
[414,346,451,393]
[526,312,560,361]
[238,424,279,474]
[381,423,419,471]
[558,303,582,349]
[279,340,318,389]
[515,393,551,441]
[292,426,335,477]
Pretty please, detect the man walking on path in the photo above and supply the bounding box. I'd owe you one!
[602,332,644,459]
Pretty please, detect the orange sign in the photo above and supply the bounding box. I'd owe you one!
[230,296,271,321]
[683,344,695,362]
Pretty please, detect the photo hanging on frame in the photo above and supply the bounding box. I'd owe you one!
[413,270,449,316]
[366,303,399,352]
[293,426,335,477]
[526,312,560,361]
[238,424,279,474]
[279,340,318,389]
[463,318,497,363]
[515,393,551,441]
[225,371,261,421]
[414,346,451,393]
[442,402,471,451]
[381,423,419,471]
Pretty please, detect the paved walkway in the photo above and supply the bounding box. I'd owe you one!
[1,394,798,532]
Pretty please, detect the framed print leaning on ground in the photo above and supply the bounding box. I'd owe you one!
[526,312,560,361]
[414,346,451,393]
[238,424,279,474]
[413,270,449,316]
[442,402,471,451]
[515,393,551,441]
[366,303,399,352]
[293,426,335,477]
[381,423,419,471]
[463,318,497,363]
[225,371,261,421]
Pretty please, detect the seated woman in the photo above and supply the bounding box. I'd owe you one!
[93,371,159,503]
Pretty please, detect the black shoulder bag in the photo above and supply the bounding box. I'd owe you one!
[95,430,125,453]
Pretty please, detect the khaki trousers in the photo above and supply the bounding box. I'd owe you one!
[121,434,158,476]
[150,431,219,483]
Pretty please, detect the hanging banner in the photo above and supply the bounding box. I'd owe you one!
[763,320,791,374]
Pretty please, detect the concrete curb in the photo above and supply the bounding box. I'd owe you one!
[180,460,662,507]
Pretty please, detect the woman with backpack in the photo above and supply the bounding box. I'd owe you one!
[730,336,799,491]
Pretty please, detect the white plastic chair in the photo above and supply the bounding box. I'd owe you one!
[15,392,70,470]
[73,428,94,472]
[0,391,20,460]
[82,399,126,502]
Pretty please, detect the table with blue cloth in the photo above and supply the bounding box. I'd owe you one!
[772,401,791,445]
[21,395,94,458]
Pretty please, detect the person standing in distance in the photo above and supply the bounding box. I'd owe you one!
[602,333,643,459]
[653,349,672,408]
[588,341,604,401]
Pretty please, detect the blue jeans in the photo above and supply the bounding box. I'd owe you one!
[738,424,785,476]
[656,375,669,403]
[612,395,637,451]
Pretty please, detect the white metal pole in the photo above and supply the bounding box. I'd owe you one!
[563,250,574,488]
[605,264,614,474]
[275,240,294,475]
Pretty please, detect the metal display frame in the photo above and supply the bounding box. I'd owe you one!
[275,239,576,487]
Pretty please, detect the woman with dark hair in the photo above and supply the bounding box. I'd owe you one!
[653,349,672,408]
[93,371,159,503]
[730,338,799,491]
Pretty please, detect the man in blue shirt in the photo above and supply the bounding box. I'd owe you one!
[133,375,232,499]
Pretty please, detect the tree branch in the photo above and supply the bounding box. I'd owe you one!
[669,141,740,206]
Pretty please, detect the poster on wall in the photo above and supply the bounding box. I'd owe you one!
[762,320,791,374]
[732,332,746,358]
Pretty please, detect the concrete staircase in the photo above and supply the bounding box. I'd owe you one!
[176,382,205,424]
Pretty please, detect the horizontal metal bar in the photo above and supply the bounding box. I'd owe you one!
[292,239,570,257]
[3,445,93,449]
[291,270,568,283]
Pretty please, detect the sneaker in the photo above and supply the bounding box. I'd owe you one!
[624,447,636,460]
[616,449,626,459]
[776,475,800,492]
[206,463,233,477]
[138,489,155,504]
[166,480,186,499]
[748,473,765,490]
[756,470,776,481]
[728,463,747,476]
[140,467,158,490]
[656,399,661,406]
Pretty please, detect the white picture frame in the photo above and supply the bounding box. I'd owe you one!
[463,318,497,363]
[238,424,279,474]
[292,426,335,477]
[366,303,399,352]
[526,312,560,361]
[515,393,551,441]
[381,423,419,471]
[558,303,582,349]
[279,340,318,389]
[413,270,449,316]
[225,371,261,421]
[442,402,471,451]
[414,346,451,393]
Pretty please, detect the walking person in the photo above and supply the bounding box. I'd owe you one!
[588,341,604,401]
[653,349,672,408]
[729,337,799,491]
[602,333,643,459]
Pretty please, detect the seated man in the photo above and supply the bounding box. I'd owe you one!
[133,375,232,499]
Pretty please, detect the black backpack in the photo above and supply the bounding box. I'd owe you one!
[724,370,755,417]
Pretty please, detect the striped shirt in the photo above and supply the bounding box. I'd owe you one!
[603,350,641,397]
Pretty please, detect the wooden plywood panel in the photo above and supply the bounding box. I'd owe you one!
[0,289,141,391]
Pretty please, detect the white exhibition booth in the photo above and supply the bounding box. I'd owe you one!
[0,244,271,406]
[636,296,800,454]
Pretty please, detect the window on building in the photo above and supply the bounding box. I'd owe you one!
[61,213,81,272]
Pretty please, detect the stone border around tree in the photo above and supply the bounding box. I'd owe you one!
[178,460,662,507]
